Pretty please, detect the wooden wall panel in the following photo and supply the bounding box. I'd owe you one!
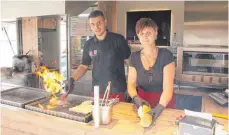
[98,1,117,33]
[38,17,57,29]
[22,17,39,66]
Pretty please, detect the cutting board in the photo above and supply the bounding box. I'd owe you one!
[112,102,140,121]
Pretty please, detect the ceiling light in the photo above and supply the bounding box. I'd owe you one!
[78,14,89,18]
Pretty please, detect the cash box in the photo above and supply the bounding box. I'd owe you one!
[179,115,216,135]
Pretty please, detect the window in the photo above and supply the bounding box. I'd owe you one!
[0,21,18,67]
[126,10,171,46]
[80,36,92,49]
[60,18,67,78]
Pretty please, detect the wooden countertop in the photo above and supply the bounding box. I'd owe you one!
[1,102,228,135]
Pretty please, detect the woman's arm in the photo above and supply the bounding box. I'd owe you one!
[127,66,138,98]
[159,62,175,107]
[128,66,150,108]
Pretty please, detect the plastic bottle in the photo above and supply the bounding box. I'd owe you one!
[31,62,36,72]
[172,33,178,47]
[171,32,178,53]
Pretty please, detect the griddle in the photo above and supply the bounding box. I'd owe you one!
[25,94,94,123]
[0,87,48,108]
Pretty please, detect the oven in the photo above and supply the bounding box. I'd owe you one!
[176,46,228,89]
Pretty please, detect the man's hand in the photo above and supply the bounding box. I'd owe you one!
[133,95,150,109]
[148,104,165,123]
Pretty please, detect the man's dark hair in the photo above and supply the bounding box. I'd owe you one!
[88,10,105,19]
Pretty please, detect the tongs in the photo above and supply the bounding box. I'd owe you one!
[101,81,111,106]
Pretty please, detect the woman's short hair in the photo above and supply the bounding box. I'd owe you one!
[135,18,158,34]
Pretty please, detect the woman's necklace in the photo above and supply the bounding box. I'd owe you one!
[141,47,158,83]
[141,47,158,69]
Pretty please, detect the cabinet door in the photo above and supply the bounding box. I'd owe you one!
[51,18,57,29]
[38,18,56,29]
[38,18,43,28]
[43,19,49,29]
[220,77,228,85]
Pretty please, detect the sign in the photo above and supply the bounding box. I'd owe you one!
[70,16,93,36]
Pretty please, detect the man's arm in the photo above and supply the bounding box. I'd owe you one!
[62,42,91,97]
[71,64,89,81]
[124,59,129,75]
[118,35,131,60]
[61,64,88,99]
[120,36,131,73]
[124,59,129,66]
[72,41,92,80]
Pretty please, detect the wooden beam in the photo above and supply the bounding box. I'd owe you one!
[98,1,117,33]
[22,17,39,67]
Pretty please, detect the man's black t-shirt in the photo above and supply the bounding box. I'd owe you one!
[81,32,131,94]
[130,48,174,92]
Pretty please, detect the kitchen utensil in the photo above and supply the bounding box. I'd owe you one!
[101,81,111,106]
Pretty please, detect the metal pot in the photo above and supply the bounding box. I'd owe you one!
[92,106,112,125]
[12,55,32,73]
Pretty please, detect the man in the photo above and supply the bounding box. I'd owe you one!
[61,10,130,101]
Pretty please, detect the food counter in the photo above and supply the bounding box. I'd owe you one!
[1,102,228,135]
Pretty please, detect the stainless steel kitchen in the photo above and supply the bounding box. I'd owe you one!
[0,1,228,135]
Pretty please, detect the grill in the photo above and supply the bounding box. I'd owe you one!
[25,94,94,123]
[0,87,48,108]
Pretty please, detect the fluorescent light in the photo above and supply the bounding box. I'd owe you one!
[78,14,89,18]
[0,18,16,22]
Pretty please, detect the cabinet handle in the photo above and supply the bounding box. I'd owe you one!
[219,77,222,83]
[209,77,213,83]
[192,76,195,81]
[201,75,204,82]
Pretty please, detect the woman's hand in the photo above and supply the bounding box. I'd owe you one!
[148,104,165,123]
[133,95,150,108]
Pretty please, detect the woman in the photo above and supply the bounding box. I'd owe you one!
[128,18,176,123]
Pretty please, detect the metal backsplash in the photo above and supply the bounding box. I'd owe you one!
[184,1,228,46]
